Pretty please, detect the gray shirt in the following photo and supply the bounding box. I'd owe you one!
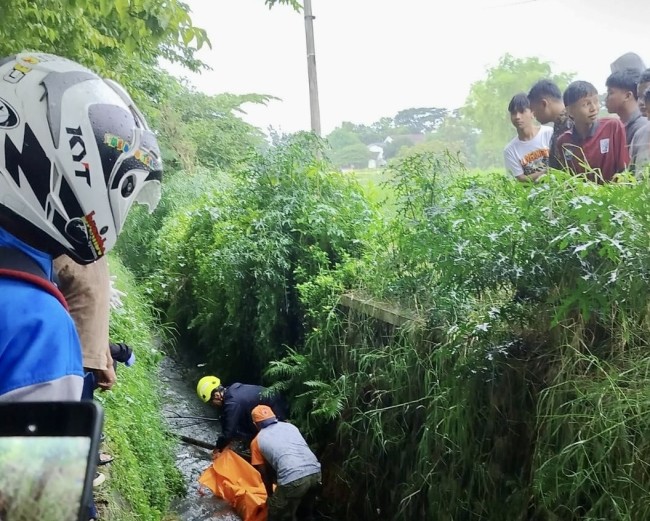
[251,421,321,485]
[630,120,650,176]
[625,109,647,146]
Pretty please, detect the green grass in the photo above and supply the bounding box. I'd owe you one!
[94,256,184,521]
[346,165,507,216]
[345,167,396,209]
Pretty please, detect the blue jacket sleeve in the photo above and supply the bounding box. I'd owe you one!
[220,400,242,444]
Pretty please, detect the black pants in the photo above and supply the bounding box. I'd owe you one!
[268,472,321,521]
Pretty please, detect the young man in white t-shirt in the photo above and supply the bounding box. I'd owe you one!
[503,92,553,183]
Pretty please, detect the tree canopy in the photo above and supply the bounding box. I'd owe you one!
[0,0,295,109]
[265,0,302,8]
[394,107,448,133]
[0,0,208,77]
[324,54,576,170]
[0,0,291,176]
[155,84,274,172]
[325,106,479,168]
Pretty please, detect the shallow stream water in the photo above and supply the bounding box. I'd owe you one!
[159,356,240,521]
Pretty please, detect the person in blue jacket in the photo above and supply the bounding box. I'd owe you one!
[0,52,162,402]
[197,375,289,451]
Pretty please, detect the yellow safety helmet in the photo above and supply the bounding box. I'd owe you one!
[197,375,221,403]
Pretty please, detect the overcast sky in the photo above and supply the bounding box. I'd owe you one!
[164,0,649,135]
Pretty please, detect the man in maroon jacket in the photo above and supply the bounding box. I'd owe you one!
[557,81,630,183]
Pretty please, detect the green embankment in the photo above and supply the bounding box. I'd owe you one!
[95,257,184,521]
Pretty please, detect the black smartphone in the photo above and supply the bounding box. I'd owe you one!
[0,401,103,521]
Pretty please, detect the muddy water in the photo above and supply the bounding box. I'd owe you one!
[159,356,240,521]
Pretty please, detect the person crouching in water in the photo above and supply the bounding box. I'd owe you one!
[250,405,321,521]
[196,375,289,453]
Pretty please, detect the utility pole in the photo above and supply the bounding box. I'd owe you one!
[303,0,321,136]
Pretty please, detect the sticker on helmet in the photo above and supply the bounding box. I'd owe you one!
[65,211,106,258]
[103,133,158,169]
[0,97,19,128]
[22,55,45,64]
[3,62,34,84]
[65,218,89,244]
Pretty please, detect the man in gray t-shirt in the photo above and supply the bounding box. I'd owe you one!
[250,405,321,521]
[630,88,650,176]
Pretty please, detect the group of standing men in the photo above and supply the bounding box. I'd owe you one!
[504,52,650,183]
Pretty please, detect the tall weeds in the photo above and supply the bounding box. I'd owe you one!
[120,139,650,520]
[271,158,650,520]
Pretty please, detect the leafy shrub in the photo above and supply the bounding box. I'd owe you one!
[147,133,378,382]
[115,168,229,280]
[271,155,650,520]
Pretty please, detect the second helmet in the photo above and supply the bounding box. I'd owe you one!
[197,376,221,403]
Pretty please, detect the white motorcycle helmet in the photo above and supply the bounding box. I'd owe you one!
[0,53,162,264]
